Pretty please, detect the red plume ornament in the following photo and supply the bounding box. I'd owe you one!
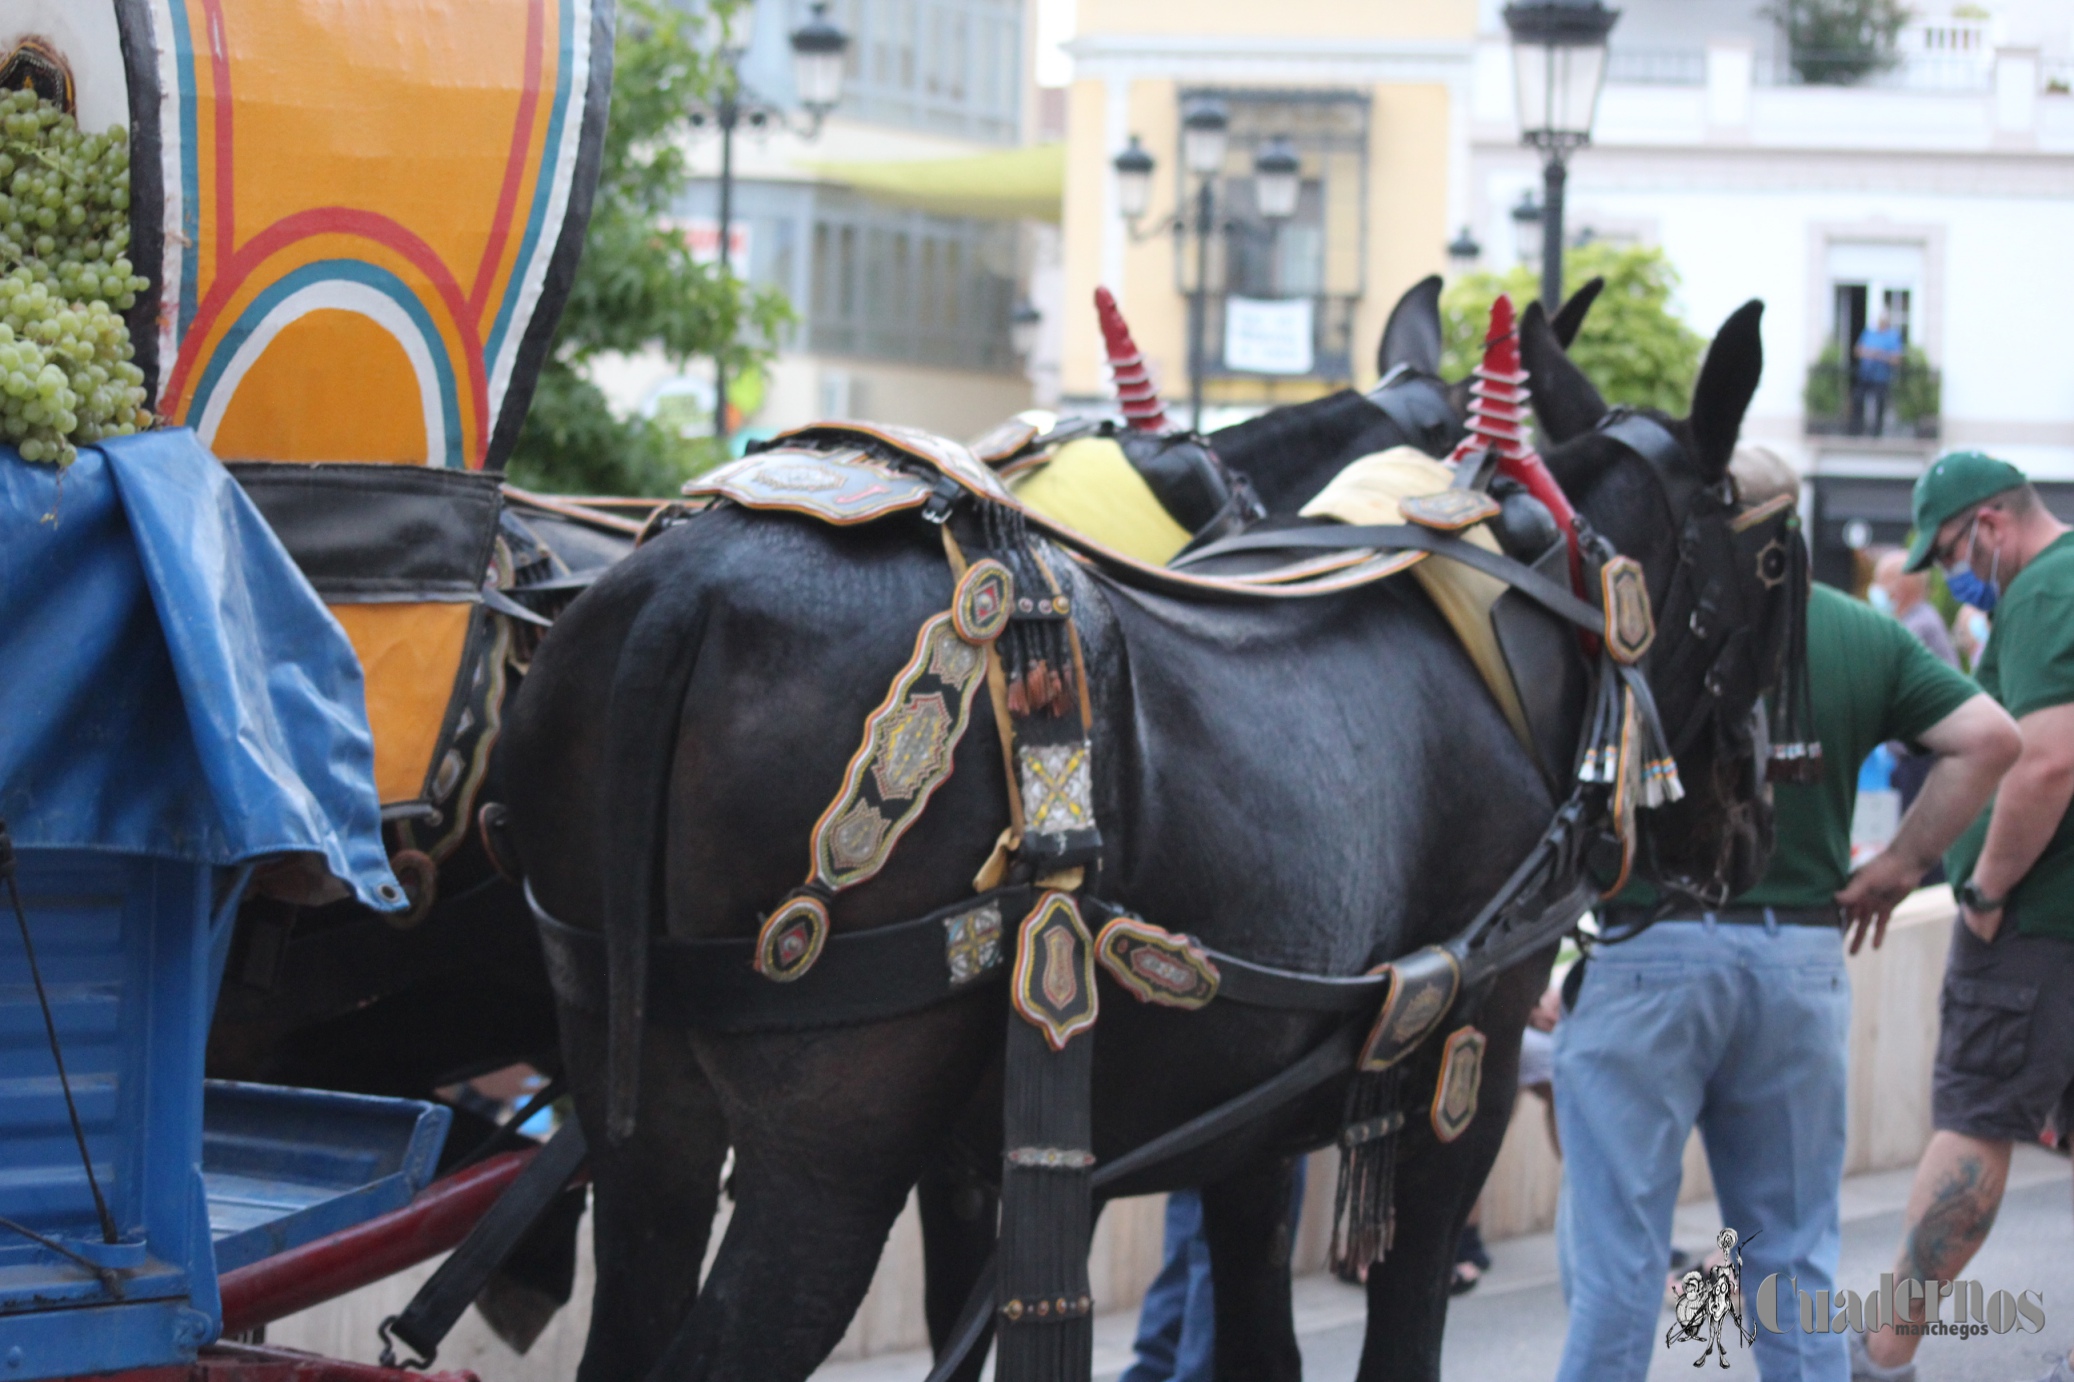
[1449,293,1582,587]
[1095,286,1170,433]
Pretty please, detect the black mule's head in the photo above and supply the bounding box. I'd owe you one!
[1527,297,1799,906]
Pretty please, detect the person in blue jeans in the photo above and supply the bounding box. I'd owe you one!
[1552,448,2018,1382]
[1120,1160,1306,1382]
[1851,312,1904,436]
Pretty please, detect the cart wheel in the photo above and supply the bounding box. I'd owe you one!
[387,849,438,929]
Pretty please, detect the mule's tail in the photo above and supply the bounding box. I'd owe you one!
[598,552,714,1143]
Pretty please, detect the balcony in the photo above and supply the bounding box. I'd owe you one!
[1804,347,1940,441]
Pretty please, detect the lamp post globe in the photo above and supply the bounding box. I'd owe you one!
[1112,136,1155,221]
[1252,137,1301,222]
[1447,225,1482,265]
[1181,98,1230,177]
[789,1,850,115]
[1503,0,1618,311]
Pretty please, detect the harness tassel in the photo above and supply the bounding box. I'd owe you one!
[1330,1067,1404,1276]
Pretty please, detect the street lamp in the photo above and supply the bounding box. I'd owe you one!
[695,1,851,448]
[1503,0,1618,312]
[1111,110,1300,432]
[1447,225,1483,266]
[1511,189,1544,267]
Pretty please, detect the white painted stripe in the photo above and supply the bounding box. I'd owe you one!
[149,0,184,390]
[486,0,593,427]
[193,281,445,464]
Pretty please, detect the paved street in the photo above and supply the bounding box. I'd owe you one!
[815,1143,2072,1382]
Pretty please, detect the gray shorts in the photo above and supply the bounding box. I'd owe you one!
[1931,912,2074,1145]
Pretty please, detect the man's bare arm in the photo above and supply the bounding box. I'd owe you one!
[1965,700,2074,940]
[1838,694,2019,952]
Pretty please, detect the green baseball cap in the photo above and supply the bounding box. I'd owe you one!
[1904,451,2030,571]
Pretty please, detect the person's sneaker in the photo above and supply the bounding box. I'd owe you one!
[2029,1350,2074,1382]
[1848,1329,1916,1382]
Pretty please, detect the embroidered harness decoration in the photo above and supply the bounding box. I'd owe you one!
[521,292,1811,1382]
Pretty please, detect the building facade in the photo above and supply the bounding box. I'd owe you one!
[1054,0,1478,426]
[598,0,1048,446]
[1461,0,2074,585]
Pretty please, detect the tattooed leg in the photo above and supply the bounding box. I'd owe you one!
[1864,1132,2012,1369]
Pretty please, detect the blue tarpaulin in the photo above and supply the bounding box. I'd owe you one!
[0,430,402,911]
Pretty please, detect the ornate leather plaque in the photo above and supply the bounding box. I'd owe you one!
[1400,489,1502,532]
[1094,915,1220,1010]
[1600,556,1656,665]
[682,447,932,525]
[1012,892,1099,1050]
[1358,945,1462,1072]
[952,559,1015,645]
[1430,1025,1487,1143]
[809,613,990,892]
[755,893,829,982]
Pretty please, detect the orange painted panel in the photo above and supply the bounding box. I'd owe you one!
[328,601,474,804]
[211,311,430,464]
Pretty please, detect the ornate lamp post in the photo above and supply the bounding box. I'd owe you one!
[1447,225,1483,266]
[1510,189,1545,268]
[1503,0,1617,312]
[1111,108,1300,432]
[693,2,850,447]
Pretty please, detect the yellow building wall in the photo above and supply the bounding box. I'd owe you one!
[1060,0,1473,408]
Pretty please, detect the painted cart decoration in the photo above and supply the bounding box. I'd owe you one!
[0,3,620,1379]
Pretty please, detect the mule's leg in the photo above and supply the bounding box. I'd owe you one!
[1353,949,1553,1382]
[916,1161,998,1382]
[648,1000,999,1382]
[560,1000,730,1382]
[1200,1155,1304,1382]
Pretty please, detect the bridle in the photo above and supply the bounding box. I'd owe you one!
[1366,364,1464,459]
[1584,408,1811,912]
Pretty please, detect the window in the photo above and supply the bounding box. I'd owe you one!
[814,0,1019,143]
[804,192,1017,371]
[1176,89,1370,382]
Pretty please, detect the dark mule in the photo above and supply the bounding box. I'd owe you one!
[500,296,1778,1382]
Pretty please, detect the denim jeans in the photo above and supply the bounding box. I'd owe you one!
[1121,1160,1307,1382]
[1553,918,1850,1382]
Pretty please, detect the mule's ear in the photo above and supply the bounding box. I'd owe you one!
[1377,274,1444,378]
[1521,298,1608,444]
[1550,276,1604,349]
[1687,300,1765,483]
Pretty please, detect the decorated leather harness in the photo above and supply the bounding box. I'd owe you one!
[525,370,1809,1382]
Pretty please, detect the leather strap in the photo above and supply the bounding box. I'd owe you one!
[1364,373,1461,457]
[1175,523,1606,633]
[1198,949,1387,1011]
[529,882,1028,1033]
[1603,904,1840,930]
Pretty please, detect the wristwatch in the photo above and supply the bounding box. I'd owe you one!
[1958,880,2007,914]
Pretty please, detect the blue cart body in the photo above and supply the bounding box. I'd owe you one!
[0,437,412,1380]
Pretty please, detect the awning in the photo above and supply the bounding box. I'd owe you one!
[807,143,1065,222]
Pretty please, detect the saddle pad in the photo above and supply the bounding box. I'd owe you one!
[1010,437,1193,567]
[1302,448,1533,750]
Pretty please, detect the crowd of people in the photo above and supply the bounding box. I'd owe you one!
[1119,450,2074,1382]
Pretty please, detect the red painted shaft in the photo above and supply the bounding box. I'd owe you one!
[216,1151,533,1337]
[82,1343,480,1382]
[1094,286,1169,432]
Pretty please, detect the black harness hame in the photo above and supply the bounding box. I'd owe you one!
[522,414,1807,1382]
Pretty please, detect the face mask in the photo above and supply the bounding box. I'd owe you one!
[1868,585,1895,616]
[1944,515,2002,613]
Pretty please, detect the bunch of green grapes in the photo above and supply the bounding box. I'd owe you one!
[0,87,150,466]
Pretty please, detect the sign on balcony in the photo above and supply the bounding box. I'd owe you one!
[1224,296,1314,375]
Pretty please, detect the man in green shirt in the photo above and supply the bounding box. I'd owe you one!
[1555,448,2018,1382]
[1860,453,2074,1382]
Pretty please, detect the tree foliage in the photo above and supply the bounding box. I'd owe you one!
[1440,242,1706,416]
[506,0,793,496]
[1767,0,1911,85]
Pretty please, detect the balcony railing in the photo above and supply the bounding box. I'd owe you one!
[1804,353,1941,440]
